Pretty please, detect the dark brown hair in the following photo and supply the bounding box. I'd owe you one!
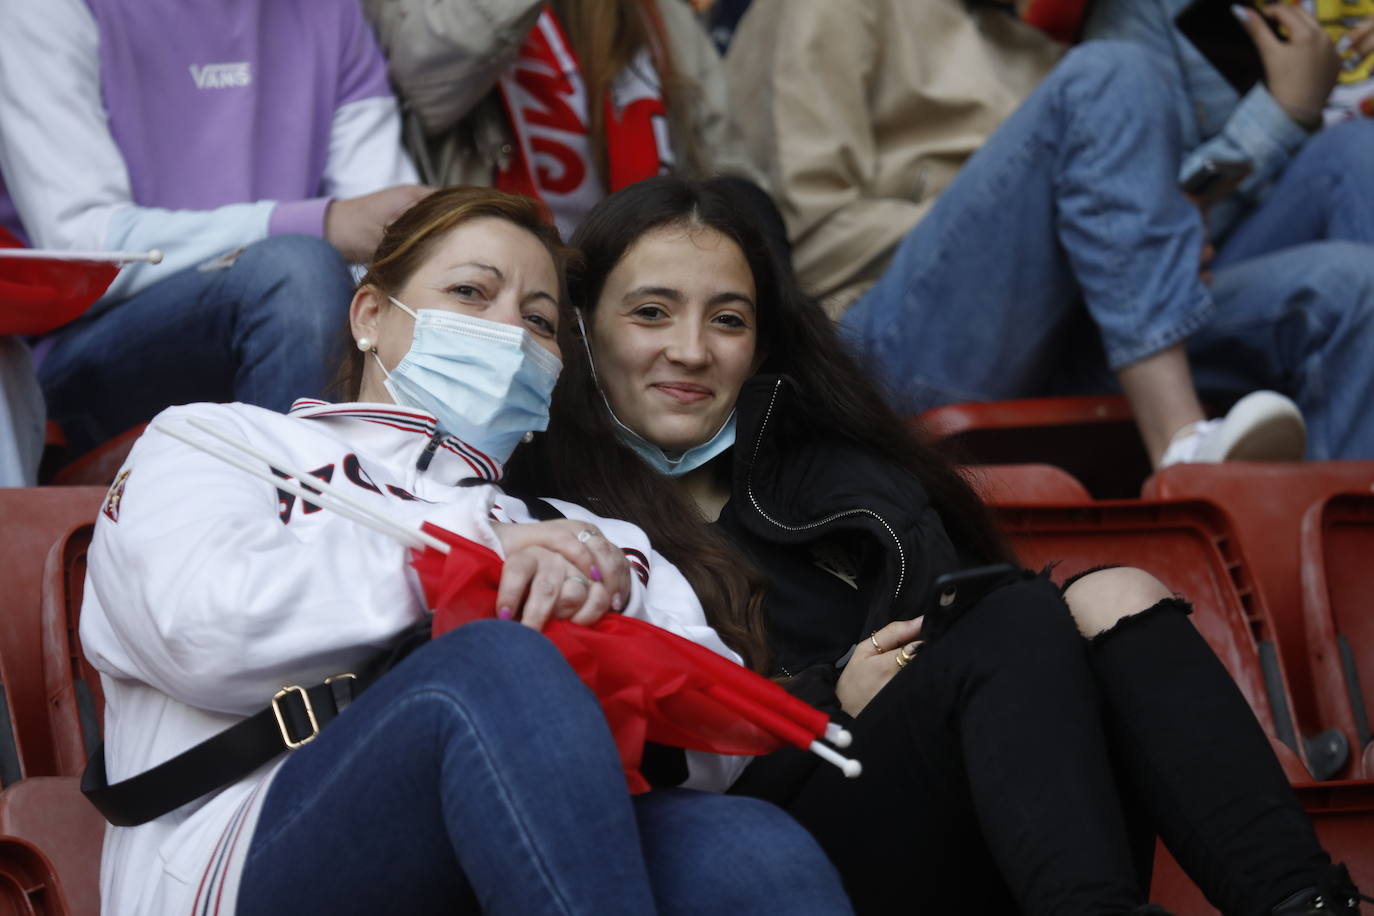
[550,0,709,188]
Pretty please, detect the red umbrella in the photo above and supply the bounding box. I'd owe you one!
[0,229,158,335]
[411,522,858,793]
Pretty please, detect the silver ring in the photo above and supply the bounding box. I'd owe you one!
[576,529,597,544]
[567,574,590,588]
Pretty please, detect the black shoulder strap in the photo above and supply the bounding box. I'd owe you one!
[83,619,431,826]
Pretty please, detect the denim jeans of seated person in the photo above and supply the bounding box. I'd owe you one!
[841,42,1374,460]
[37,234,353,458]
[238,620,854,916]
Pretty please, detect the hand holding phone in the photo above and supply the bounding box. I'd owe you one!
[1181,159,1252,210]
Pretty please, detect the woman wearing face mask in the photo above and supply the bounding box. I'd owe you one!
[507,176,1367,916]
[79,186,853,916]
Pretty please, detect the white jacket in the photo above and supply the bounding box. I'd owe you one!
[81,399,747,915]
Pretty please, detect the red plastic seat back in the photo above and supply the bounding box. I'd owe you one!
[0,835,74,916]
[41,525,102,777]
[997,499,1309,782]
[0,777,102,916]
[1300,494,1374,775]
[50,424,146,488]
[961,463,1092,505]
[1144,462,1374,752]
[916,396,1151,498]
[0,488,106,777]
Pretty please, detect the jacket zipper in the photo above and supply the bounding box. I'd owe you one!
[743,380,907,602]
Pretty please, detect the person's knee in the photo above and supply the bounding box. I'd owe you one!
[1062,567,1175,638]
[1057,40,1169,93]
[1301,118,1374,178]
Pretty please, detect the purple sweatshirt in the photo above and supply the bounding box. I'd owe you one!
[0,0,416,305]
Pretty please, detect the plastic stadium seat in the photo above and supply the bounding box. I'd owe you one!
[0,778,102,916]
[40,526,102,778]
[1300,495,1374,777]
[0,835,73,916]
[49,424,145,488]
[1150,780,1374,914]
[961,463,1093,505]
[916,395,1152,498]
[1144,461,1374,779]
[996,498,1310,783]
[0,489,105,778]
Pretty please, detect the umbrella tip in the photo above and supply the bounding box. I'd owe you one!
[147,249,164,264]
[842,759,862,779]
[824,723,853,748]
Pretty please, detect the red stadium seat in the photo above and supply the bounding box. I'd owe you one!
[1150,781,1374,915]
[50,424,145,488]
[0,834,74,915]
[1144,462,1374,779]
[0,489,106,777]
[1300,494,1374,777]
[997,498,1310,782]
[0,778,102,916]
[916,395,1151,498]
[40,525,102,778]
[961,463,1093,504]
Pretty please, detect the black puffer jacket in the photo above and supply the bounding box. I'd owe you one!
[717,375,972,707]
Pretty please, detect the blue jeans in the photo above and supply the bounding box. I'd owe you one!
[842,43,1374,459]
[37,235,353,456]
[1214,118,1374,267]
[238,621,852,916]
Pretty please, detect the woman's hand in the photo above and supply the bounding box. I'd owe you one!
[835,616,924,717]
[492,521,632,631]
[1237,4,1341,128]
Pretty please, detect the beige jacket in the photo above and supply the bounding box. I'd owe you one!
[363,0,755,189]
[725,0,1062,316]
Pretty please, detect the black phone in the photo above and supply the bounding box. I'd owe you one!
[916,563,1019,644]
[1181,159,1252,207]
[1175,0,1278,94]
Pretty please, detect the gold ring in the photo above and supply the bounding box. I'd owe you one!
[870,631,884,653]
[899,644,918,663]
[894,650,910,670]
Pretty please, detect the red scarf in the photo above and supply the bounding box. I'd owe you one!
[496,7,673,236]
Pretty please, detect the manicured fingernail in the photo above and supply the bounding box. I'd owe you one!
[612,593,624,612]
[498,606,514,620]
[589,565,602,582]
[1230,4,1248,22]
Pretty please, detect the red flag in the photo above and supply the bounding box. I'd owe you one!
[410,522,835,793]
[0,228,119,335]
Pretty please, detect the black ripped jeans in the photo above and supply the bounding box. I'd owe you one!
[775,575,1329,916]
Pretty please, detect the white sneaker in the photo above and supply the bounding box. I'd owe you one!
[1158,391,1306,467]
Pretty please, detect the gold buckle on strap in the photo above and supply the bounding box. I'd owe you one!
[271,685,319,749]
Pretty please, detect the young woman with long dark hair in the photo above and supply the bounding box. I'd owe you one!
[506,175,1367,916]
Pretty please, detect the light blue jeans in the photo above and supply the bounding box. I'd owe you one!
[237,620,853,916]
[37,234,354,456]
[842,42,1374,460]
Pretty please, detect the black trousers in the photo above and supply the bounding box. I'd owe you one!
[774,575,1328,916]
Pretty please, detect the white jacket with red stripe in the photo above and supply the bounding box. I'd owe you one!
[80,398,747,915]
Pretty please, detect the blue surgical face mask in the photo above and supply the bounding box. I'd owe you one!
[574,309,736,478]
[373,298,562,464]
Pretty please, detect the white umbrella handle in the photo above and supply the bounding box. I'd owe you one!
[153,419,449,554]
[0,248,163,264]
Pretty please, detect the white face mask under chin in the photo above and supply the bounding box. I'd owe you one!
[370,297,562,463]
